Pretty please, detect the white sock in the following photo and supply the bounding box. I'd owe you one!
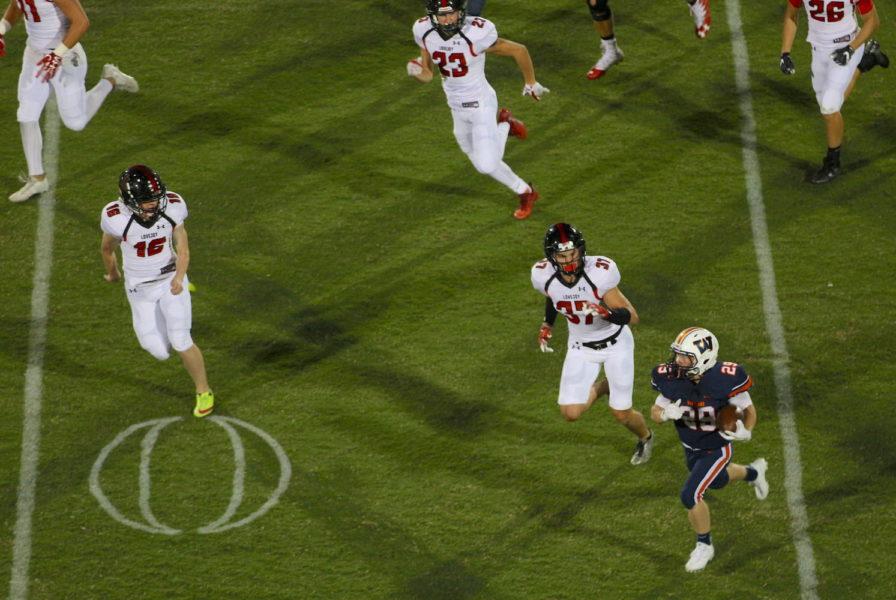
[84,79,114,123]
[20,121,44,177]
[488,161,527,194]
[601,38,618,53]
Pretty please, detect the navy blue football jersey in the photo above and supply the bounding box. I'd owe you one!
[651,361,753,450]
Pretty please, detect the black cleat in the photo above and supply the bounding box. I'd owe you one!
[810,160,841,184]
[859,39,890,73]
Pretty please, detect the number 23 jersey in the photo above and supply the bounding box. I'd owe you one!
[412,15,498,109]
[100,192,188,282]
[530,255,623,344]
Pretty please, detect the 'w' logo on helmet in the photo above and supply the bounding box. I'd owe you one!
[694,336,714,353]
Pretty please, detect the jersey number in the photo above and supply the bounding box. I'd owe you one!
[15,0,40,22]
[681,406,718,432]
[807,0,845,22]
[556,300,594,325]
[431,51,469,77]
[135,238,166,257]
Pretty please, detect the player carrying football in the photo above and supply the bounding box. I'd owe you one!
[651,327,769,572]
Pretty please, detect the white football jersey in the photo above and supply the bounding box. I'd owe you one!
[18,0,69,52]
[413,15,498,109]
[531,255,623,344]
[790,0,872,46]
[100,192,188,282]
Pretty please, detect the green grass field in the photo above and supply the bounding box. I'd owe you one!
[2,1,895,598]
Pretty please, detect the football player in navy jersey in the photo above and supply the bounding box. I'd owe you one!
[650,327,769,572]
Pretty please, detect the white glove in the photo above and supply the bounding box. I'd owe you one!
[407,56,423,77]
[522,82,550,101]
[660,400,685,422]
[719,419,752,442]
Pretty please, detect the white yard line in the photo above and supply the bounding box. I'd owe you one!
[9,104,60,600]
[725,3,819,598]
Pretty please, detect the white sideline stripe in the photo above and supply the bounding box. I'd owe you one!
[9,104,60,600]
[725,3,819,599]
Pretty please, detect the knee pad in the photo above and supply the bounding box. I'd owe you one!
[680,487,698,510]
[168,330,194,353]
[587,0,611,22]
[60,115,88,131]
[139,334,171,361]
[819,90,844,115]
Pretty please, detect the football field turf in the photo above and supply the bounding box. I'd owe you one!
[1,1,895,598]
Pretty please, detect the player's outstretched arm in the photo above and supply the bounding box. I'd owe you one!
[852,6,879,49]
[55,0,90,48]
[602,287,639,325]
[100,233,121,283]
[780,3,799,73]
[487,38,535,83]
[171,224,190,295]
[408,49,434,83]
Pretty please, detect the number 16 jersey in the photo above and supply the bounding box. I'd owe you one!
[100,192,188,283]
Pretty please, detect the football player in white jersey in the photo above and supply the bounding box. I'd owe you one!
[408,0,549,220]
[531,223,654,466]
[0,0,138,203]
[780,0,888,183]
[100,165,215,418]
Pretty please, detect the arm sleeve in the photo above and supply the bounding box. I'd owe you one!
[728,391,753,410]
[857,0,874,15]
[654,393,672,408]
[788,0,802,7]
[544,298,558,326]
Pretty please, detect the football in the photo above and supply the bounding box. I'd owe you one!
[717,405,741,432]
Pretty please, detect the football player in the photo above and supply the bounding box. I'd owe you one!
[1,0,138,203]
[780,0,888,183]
[100,165,215,418]
[408,0,548,220]
[585,0,625,80]
[531,223,653,465]
[650,327,769,572]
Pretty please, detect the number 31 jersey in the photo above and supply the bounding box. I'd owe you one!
[100,192,188,282]
[412,15,498,109]
[530,256,623,344]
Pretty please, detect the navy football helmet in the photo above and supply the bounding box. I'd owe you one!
[119,164,167,225]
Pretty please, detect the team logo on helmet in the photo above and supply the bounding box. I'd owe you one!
[668,327,719,379]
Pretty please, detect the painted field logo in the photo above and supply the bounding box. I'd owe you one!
[89,416,292,535]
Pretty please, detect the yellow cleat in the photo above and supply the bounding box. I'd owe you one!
[193,391,215,418]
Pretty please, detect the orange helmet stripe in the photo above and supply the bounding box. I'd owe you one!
[675,327,701,345]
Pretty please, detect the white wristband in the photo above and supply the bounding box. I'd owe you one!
[52,42,70,57]
[0,18,12,35]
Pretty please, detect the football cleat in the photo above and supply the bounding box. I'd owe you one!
[193,391,215,418]
[9,177,49,203]
[513,185,539,220]
[630,431,654,465]
[102,64,139,93]
[859,39,890,72]
[685,542,715,572]
[689,0,712,39]
[810,159,841,184]
[749,458,769,500]
[498,108,528,140]
[586,47,624,80]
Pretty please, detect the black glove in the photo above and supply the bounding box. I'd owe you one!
[780,52,795,75]
[830,45,855,66]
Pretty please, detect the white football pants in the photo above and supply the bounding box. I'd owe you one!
[126,275,194,361]
[558,326,635,410]
[810,42,864,115]
[450,88,529,195]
